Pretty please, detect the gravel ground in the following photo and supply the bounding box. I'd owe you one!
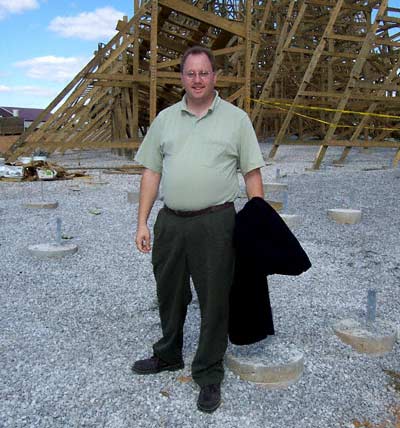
[0,143,399,428]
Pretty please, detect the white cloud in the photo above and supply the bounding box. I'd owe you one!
[0,85,56,97]
[0,0,39,19]
[14,55,89,82]
[16,86,56,97]
[48,7,125,41]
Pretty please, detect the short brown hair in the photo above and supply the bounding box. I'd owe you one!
[180,46,216,72]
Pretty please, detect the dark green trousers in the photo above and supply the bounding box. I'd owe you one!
[151,206,235,386]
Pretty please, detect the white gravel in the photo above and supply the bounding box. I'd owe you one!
[0,143,399,428]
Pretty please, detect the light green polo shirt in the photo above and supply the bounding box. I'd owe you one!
[135,93,265,211]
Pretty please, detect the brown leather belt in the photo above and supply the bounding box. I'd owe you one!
[164,201,234,217]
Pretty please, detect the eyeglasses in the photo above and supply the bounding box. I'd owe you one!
[183,71,213,80]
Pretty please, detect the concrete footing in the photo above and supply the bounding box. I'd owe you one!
[127,191,139,204]
[267,200,283,212]
[263,182,288,192]
[28,242,78,259]
[24,201,59,209]
[327,208,362,224]
[226,337,304,388]
[333,318,397,355]
[279,213,302,229]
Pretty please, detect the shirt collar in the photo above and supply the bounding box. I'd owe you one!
[181,91,220,115]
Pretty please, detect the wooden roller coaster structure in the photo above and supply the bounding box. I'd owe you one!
[6,0,400,169]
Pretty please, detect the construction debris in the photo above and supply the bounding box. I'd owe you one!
[0,160,85,181]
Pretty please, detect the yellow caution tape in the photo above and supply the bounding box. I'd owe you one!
[250,98,400,120]
[253,99,400,132]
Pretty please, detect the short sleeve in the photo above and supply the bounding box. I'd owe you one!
[238,115,265,175]
[134,115,163,173]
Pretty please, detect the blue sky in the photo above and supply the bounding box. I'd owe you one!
[1,1,400,110]
[0,0,134,108]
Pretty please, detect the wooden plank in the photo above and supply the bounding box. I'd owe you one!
[244,0,252,114]
[150,0,158,123]
[62,140,141,150]
[393,149,400,167]
[277,139,400,148]
[132,0,140,141]
[87,73,149,82]
[327,34,366,42]
[380,15,400,24]
[158,0,260,42]
[226,87,244,103]
[284,47,358,59]
[355,82,400,91]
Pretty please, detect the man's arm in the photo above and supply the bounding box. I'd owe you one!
[135,168,161,253]
[244,168,264,199]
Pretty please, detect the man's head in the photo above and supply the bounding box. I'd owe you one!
[181,46,216,73]
[180,46,217,106]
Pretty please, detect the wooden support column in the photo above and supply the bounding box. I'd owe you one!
[132,0,140,138]
[244,0,252,115]
[150,0,158,123]
[393,148,400,168]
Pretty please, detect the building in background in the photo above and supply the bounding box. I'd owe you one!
[0,107,50,135]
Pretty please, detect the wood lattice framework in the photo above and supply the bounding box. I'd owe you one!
[6,0,400,168]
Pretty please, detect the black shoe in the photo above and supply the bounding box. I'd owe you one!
[132,355,184,375]
[197,383,221,413]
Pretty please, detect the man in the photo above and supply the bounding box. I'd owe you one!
[132,46,264,413]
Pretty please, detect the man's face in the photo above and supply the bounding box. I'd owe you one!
[181,53,216,104]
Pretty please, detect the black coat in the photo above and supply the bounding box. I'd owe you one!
[228,197,311,345]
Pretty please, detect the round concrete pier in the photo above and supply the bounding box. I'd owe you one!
[327,208,362,224]
[279,213,302,229]
[226,337,304,388]
[333,318,397,355]
[28,242,78,259]
[24,201,59,209]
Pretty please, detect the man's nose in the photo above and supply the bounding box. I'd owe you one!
[193,73,202,82]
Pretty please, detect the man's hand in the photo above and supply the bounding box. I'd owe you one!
[134,168,161,254]
[136,224,151,253]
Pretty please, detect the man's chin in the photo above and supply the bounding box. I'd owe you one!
[191,90,205,97]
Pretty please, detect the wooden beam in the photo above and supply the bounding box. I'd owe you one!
[158,0,260,43]
[244,0,252,114]
[278,139,400,148]
[150,0,158,122]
